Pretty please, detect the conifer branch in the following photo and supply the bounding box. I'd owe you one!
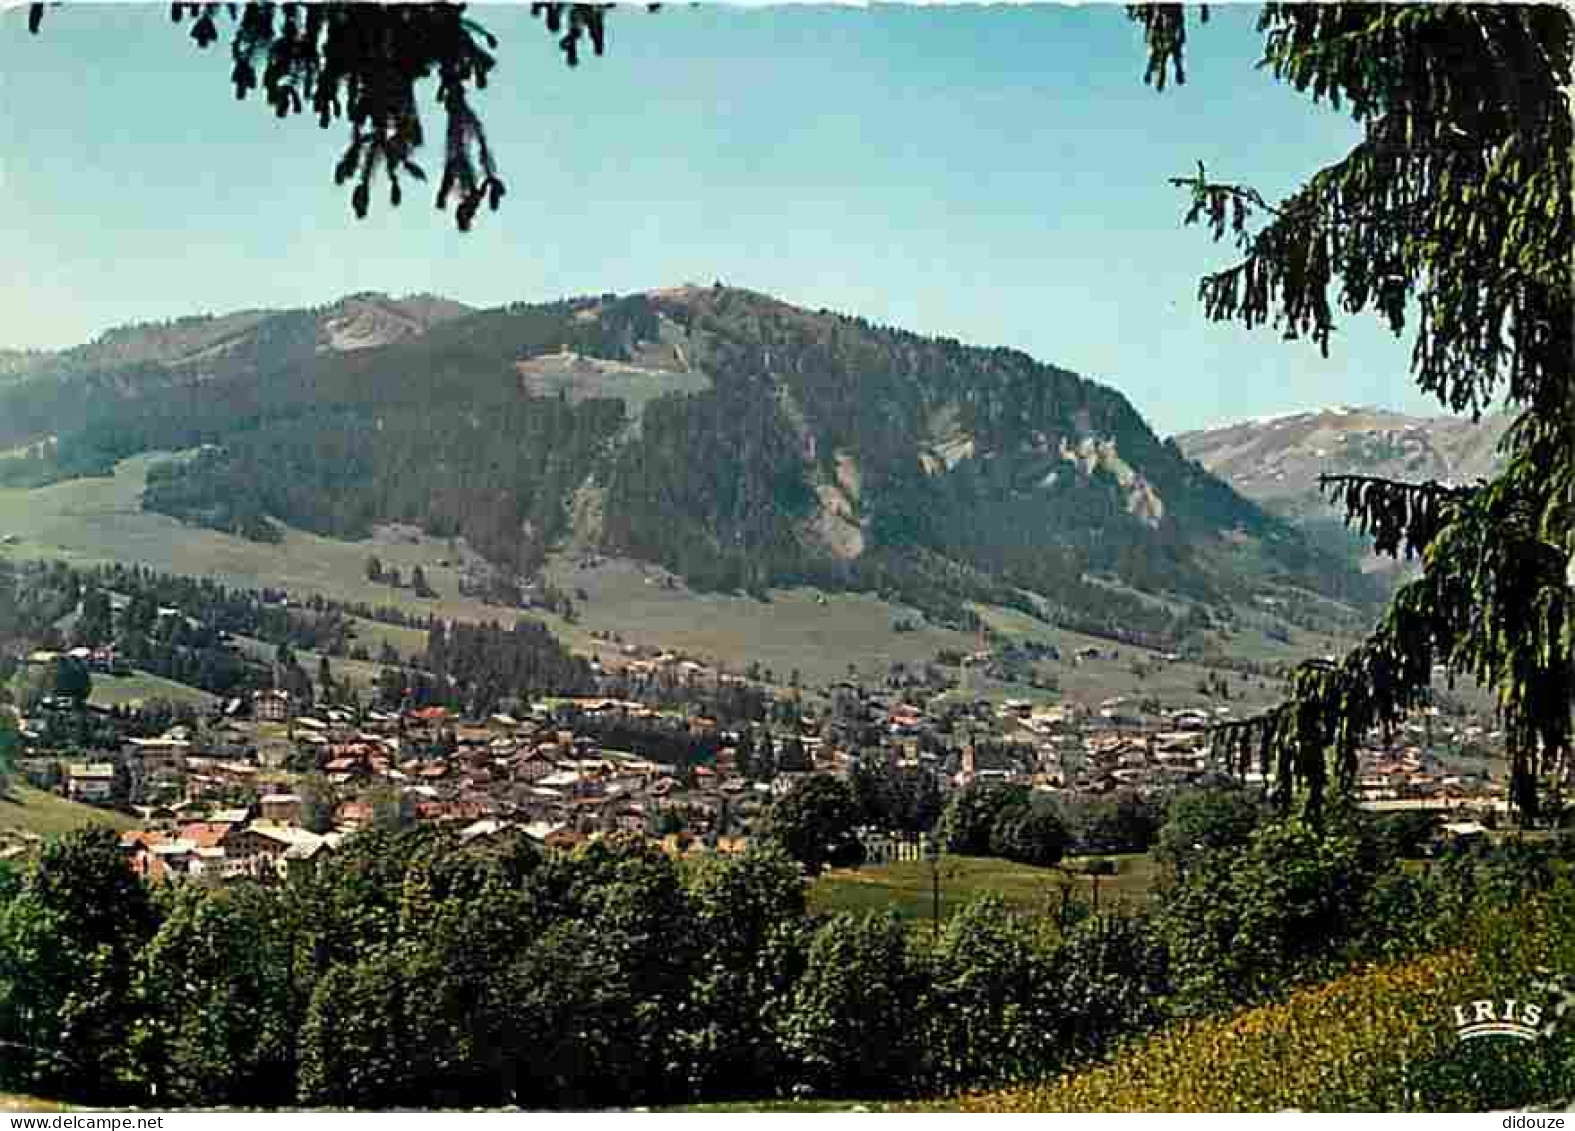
[1317,474,1476,562]
[30,2,642,231]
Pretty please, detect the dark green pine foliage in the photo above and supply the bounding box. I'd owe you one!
[1140,4,1573,823]
[423,618,595,709]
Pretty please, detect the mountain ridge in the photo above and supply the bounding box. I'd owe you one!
[0,285,1375,644]
[1175,405,1511,573]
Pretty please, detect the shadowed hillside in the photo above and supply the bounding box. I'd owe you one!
[0,287,1376,643]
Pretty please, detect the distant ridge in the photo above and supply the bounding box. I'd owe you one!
[1176,405,1511,573]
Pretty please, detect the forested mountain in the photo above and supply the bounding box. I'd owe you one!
[0,285,1373,641]
[0,293,471,461]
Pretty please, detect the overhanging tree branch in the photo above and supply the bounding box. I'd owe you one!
[27,2,657,231]
[1141,4,1572,823]
[1316,474,1477,562]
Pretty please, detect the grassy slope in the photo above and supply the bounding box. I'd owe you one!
[0,1093,74,1113]
[971,603,1305,715]
[542,555,987,689]
[809,853,1161,923]
[0,783,136,837]
[88,670,218,709]
[0,455,1369,704]
[944,949,1489,1112]
[230,634,390,695]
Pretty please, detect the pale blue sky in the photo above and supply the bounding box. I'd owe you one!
[0,3,1440,433]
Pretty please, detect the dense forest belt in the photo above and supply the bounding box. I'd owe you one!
[0,289,1375,638]
[3,810,1570,1110]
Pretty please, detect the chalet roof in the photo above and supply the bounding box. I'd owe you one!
[459,818,514,842]
[177,823,233,849]
[121,830,168,849]
[248,823,324,848]
[67,762,115,778]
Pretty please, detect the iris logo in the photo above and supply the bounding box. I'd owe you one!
[1453,973,1575,1043]
[1452,999,1544,1042]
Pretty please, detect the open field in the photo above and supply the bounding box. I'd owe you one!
[0,783,136,838]
[809,852,1162,924]
[1,456,1377,709]
[230,634,391,696]
[348,616,429,664]
[0,455,524,623]
[87,670,219,710]
[543,554,989,689]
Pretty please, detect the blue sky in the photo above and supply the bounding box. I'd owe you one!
[0,3,1441,433]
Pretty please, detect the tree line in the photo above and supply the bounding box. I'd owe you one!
[0,791,1565,1109]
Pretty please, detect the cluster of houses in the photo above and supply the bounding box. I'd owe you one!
[120,808,338,883]
[4,642,1516,882]
[981,694,1505,817]
[24,645,128,676]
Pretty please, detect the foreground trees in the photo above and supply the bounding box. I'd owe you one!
[765,775,865,877]
[0,814,1565,1108]
[0,828,156,1103]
